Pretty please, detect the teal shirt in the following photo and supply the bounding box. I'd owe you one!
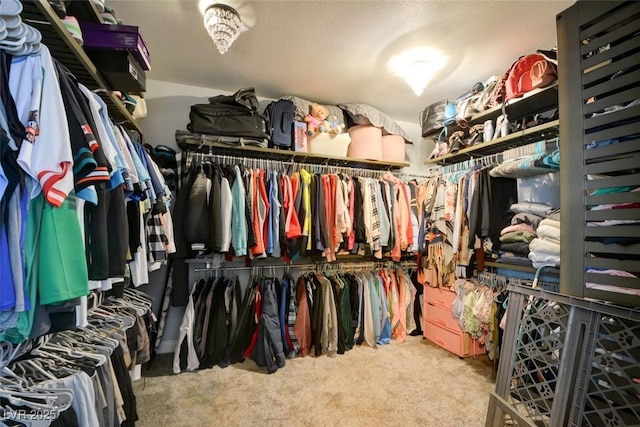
[231,166,247,256]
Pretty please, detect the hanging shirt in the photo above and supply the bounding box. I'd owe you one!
[56,60,111,204]
[338,176,352,245]
[377,272,392,345]
[293,275,311,356]
[249,170,261,258]
[318,274,338,357]
[231,166,247,256]
[401,182,414,250]
[0,226,15,311]
[282,174,302,240]
[38,195,89,305]
[173,281,200,374]
[374,180,390,247]
[361,274,376,348]
[266,175,274,255]
[91,92,132,192]
[220,176,233,253]
[129,203,149,286]
[299,169,312,250]
[123,131,152,205]
[78,84,123,189]
[258,169,270,258]
[409,182,420,252]
[113,124,140,190]
[13,47,74,205]
[270,171,282,258]
[347,177,356,251]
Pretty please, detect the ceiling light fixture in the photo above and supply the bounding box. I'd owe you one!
[389,48,448,96]
[203,3,242,54]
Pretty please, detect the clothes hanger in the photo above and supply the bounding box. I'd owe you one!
[33,340,103,369]
[55,329,116,353]
[0,385,73,412]
[122,288,154,309]
[50,330,112,356]
[91,305,136,328]
[76,323,122,348]
[107,295,148,316]
[30,357,80,381]
[87,313,128,334]
[0,368,74,412]
[8,360,57,387]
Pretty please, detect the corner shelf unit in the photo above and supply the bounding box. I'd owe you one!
[21,0,141,134]
[424,84,559,166]
[484,261,560,275]
[424,119,560,166]
[177,138,410,171]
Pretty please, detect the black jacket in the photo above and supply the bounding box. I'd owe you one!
[250,279,286,374]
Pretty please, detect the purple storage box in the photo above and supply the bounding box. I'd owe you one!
[80,22,151,71]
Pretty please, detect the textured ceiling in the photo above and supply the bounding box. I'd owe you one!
[110,0,574,123]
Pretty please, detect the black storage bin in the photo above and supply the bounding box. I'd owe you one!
[87,49,146,94]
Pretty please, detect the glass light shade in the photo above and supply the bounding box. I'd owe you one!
[204,3,241,54]
[389,48,448,96]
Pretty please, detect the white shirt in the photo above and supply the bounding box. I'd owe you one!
[13,46,74,205]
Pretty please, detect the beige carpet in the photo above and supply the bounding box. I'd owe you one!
[134,336,496,427]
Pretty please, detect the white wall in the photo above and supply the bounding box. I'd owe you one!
[518,173,561,208]
[139,79,436,353]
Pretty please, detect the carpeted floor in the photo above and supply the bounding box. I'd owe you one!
[134,336,496,427]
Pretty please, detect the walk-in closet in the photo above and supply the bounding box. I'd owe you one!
[1,1,638,426]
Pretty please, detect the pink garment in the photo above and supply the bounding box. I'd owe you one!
[348,177,356,250]
[500,223,537,236]
[391,183,403,262]
[293,276,312,356]
[394,271,407,342]
[284,174,302,239]
[401,183,413,249]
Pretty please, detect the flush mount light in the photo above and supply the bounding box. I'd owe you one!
[203,3,242,54]
[389,47,448,96]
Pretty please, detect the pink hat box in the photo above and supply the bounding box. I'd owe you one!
[347,125,382,161]
[382,134,406,163]
[308,132,351,157]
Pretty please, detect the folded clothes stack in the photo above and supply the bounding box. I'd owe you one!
[497,201,558,266]
[528,214,560,268]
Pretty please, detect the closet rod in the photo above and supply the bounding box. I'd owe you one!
[502,137,558,162]
[184,150,398,179]
[399,169,440,181]
[193,260,418,273]
[441,152,504,175]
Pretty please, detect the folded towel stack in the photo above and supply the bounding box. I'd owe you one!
[529,216,560,268]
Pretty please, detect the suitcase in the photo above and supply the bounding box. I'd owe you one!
[264,99,295,149]
[187,103,268,139]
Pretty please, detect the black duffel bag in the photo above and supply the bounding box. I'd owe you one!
[207,87,260,111]
[187,87,268,139]
[188,103,268,139]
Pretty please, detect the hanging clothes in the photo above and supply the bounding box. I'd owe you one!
[170,152,429,307]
